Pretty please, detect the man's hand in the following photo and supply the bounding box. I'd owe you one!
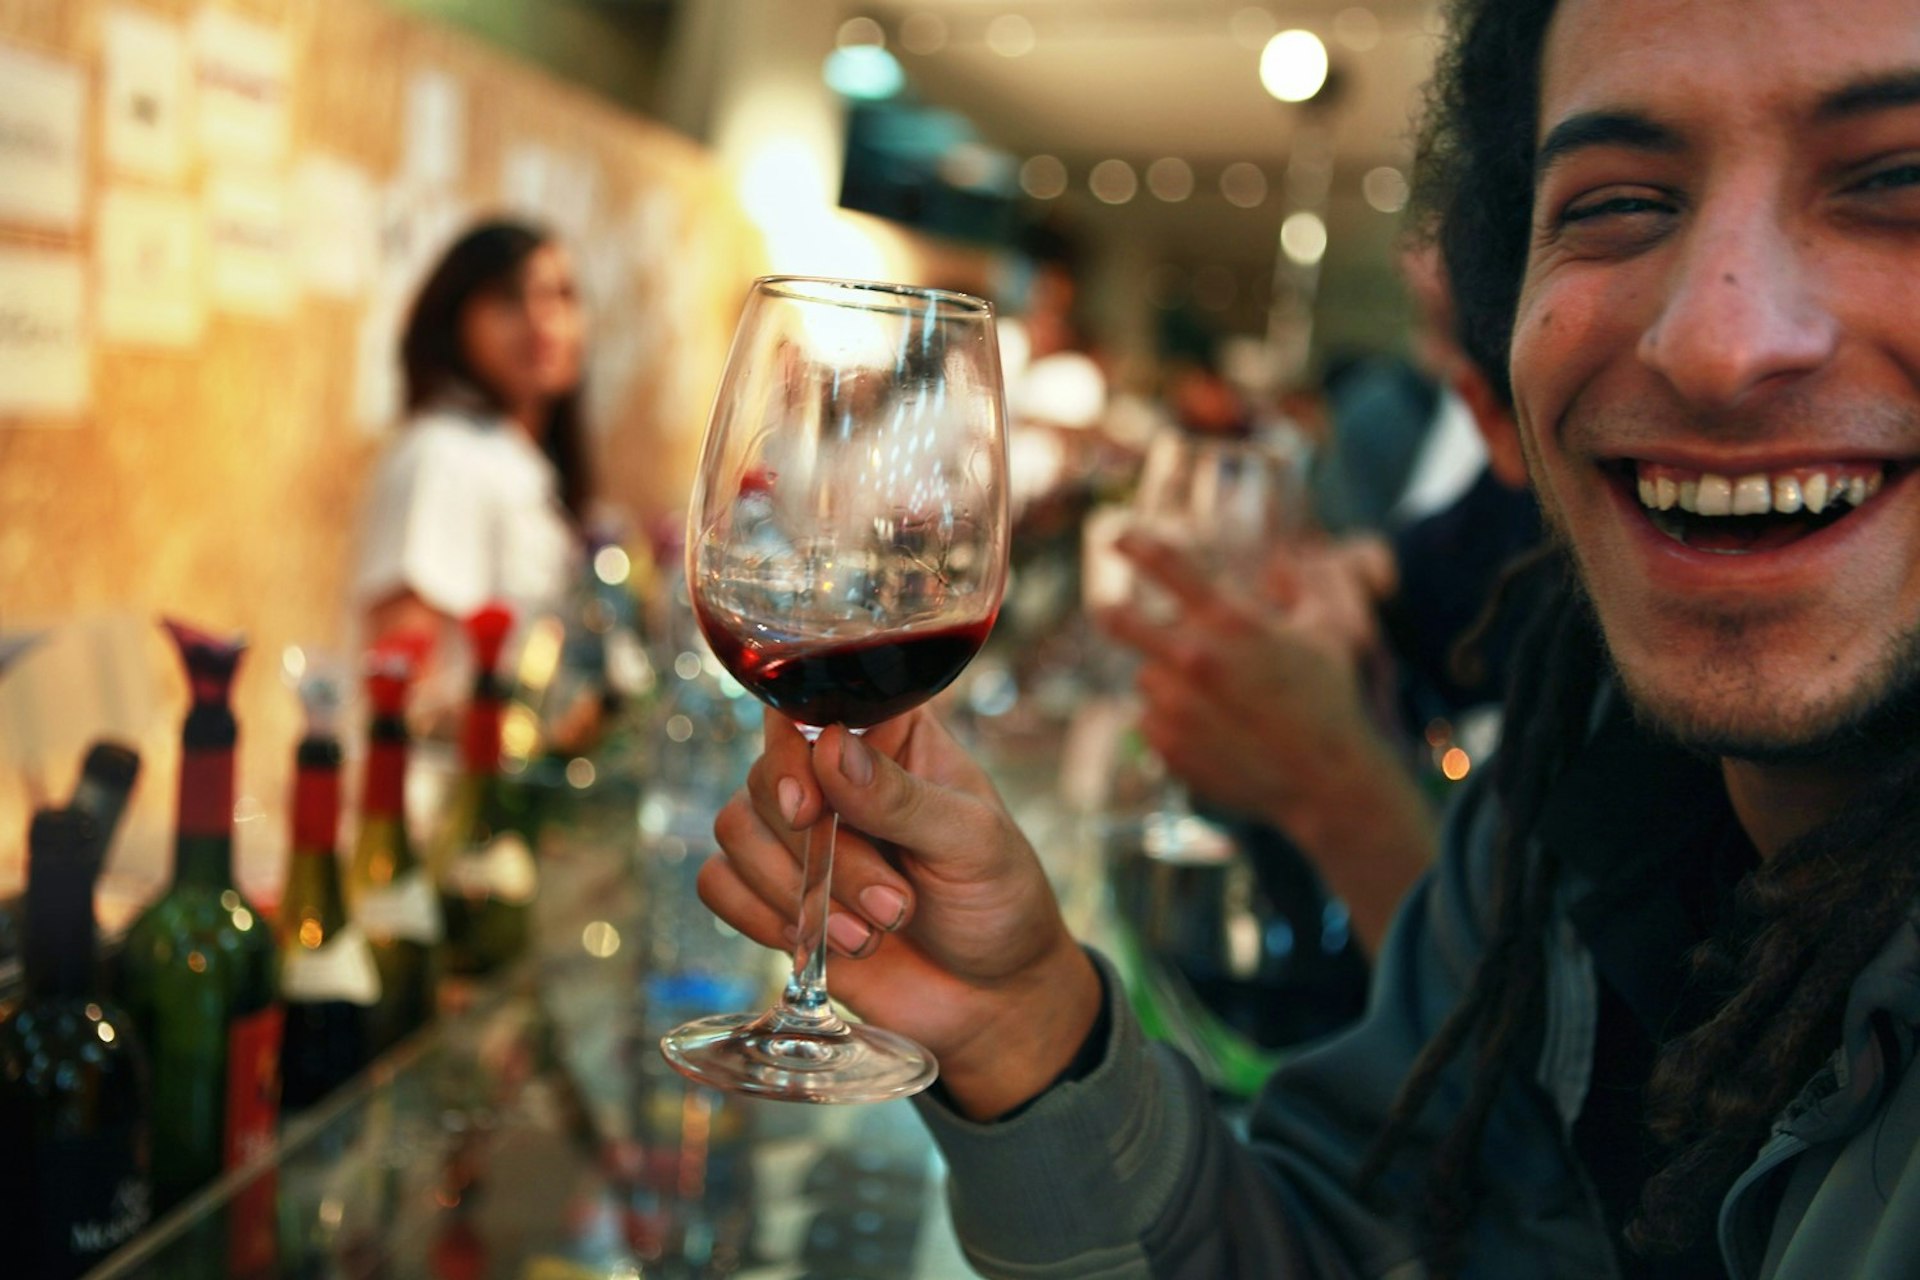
[1100,533,1435,954]
[699,708,1103,1121]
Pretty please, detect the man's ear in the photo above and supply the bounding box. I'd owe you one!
[1454,362,1528,490]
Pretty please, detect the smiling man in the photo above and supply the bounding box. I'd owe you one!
[698,0,1920,1276]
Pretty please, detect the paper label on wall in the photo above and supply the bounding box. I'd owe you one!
[0,246,89,419]
[402,68,465,189]
[354,186,469,431]
[192,6,290,166]
[205,173,293,318]
[96,185,203,346]
[103,8,190,181]
[501,140,601,241]
[0,41,85,230]
[293,154,375,299]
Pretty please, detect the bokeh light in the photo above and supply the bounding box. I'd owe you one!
[1019,154,1068,199]
[1260,29,1329,102]
[1089,158,1138,204]
[1363,165,1410,213]
[1280,210,1328,265]
[1220,162,1268,208]
[1146,157,1194,202]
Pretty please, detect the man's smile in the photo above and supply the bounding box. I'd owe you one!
[1606,457,1910,554]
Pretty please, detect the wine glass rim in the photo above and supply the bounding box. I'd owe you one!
[753,274,994,317]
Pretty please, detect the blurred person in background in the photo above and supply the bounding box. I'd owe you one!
[355,219,590,669]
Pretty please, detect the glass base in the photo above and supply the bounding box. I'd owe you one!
[660,1011,938,1103]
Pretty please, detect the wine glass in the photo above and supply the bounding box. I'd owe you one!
[1123,428,1305,862]
[660,276,1010,1103]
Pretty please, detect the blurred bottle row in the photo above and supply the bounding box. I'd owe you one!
[0,535,752,1280]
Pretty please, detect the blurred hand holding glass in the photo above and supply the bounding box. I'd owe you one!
[1098,429,1307,860]
[660,277,1010,1103]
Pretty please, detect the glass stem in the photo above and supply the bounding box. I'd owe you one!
[781,807,842,1027]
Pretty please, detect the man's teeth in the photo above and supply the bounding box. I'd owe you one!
[1634,467,1884,516]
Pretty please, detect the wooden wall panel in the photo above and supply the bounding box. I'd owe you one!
[0,0,767,900]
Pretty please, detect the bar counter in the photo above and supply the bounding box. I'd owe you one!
[84,770,990,1280]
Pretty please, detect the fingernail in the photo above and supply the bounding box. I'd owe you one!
[777,777,803,828]
[860,885,908,931]
[827,912,874,957]
[839,734,873,786]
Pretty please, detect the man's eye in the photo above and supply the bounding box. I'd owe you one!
[1562,194,1671,223]
[1854,163,1920,193]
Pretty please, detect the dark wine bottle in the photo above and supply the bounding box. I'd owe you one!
[118,620,283,1215]
[70,741,140,881]
[0,742,138,975]
[278,666,379,1111]
[0,809,153,1279]
[434,604,538,977]
[349,640,442,1053]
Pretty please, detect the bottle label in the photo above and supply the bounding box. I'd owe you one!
[444,832,538,905]
[39,1130,150,1267]
[355,869,445,944]
[224,1005,284,1171]
[282,925,383,1006]
[224,1004,283,1275]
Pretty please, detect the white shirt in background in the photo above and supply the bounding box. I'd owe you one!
[354,408,577,622]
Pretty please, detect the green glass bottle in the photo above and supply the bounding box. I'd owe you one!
[348,642,442,1052]
[118,620,282,1215]
[434,604,538,977]
[278,665,379,1111]
[0,808,153,1279]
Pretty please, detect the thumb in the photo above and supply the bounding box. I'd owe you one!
[811,725,1002,872]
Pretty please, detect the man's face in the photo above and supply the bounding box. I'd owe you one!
[1512,0,1920,756]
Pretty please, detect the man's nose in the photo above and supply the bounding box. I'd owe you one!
[1636,197,1838,410]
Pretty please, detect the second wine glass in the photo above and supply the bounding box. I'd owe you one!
[660,276,1010,1103]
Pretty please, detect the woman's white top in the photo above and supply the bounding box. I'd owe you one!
[354,407,577,620]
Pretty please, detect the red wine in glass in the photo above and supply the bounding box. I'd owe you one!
[695,605,997,731]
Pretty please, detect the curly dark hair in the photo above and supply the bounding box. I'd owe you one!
[1366,0,1920,1273]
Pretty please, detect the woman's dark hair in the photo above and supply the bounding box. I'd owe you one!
[1367,0,1920,1272]
[401,218,590,520]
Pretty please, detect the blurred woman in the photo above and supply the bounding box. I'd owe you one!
[355,219,590,653]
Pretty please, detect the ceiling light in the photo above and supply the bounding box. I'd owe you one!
[1260,29,1329,102]
[1363,165,1410,213]
[1220,162,1268,208]
[823,45,904,100]
[986,14,1036,58]
[1230,6,1278,51]
[1089,159,1138,204]
[1332,7,1380,52]
[1146,157,1194,202]
[1280,210,1328,265]
[900,12,948,54]
[836,16,885,49]
[1019,154,1068,199]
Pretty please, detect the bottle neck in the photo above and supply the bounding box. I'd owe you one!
[460,682,505,778]
[287,740,348,933]
[175,734,236,890]
[364,718,409,817]
[25,875,95,1000]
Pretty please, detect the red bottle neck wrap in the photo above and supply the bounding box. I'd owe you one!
[179,746,236,839]
[293,764,340,853]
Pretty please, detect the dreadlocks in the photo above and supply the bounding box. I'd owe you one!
[1368,1,1920,1272]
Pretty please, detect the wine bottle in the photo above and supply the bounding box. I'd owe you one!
[0,743,138,976]
[278,664,380,1111]
[118,620,283,1213]
[0,809,153,1279]
[434,604,538,977]
[348,640,442,1053]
